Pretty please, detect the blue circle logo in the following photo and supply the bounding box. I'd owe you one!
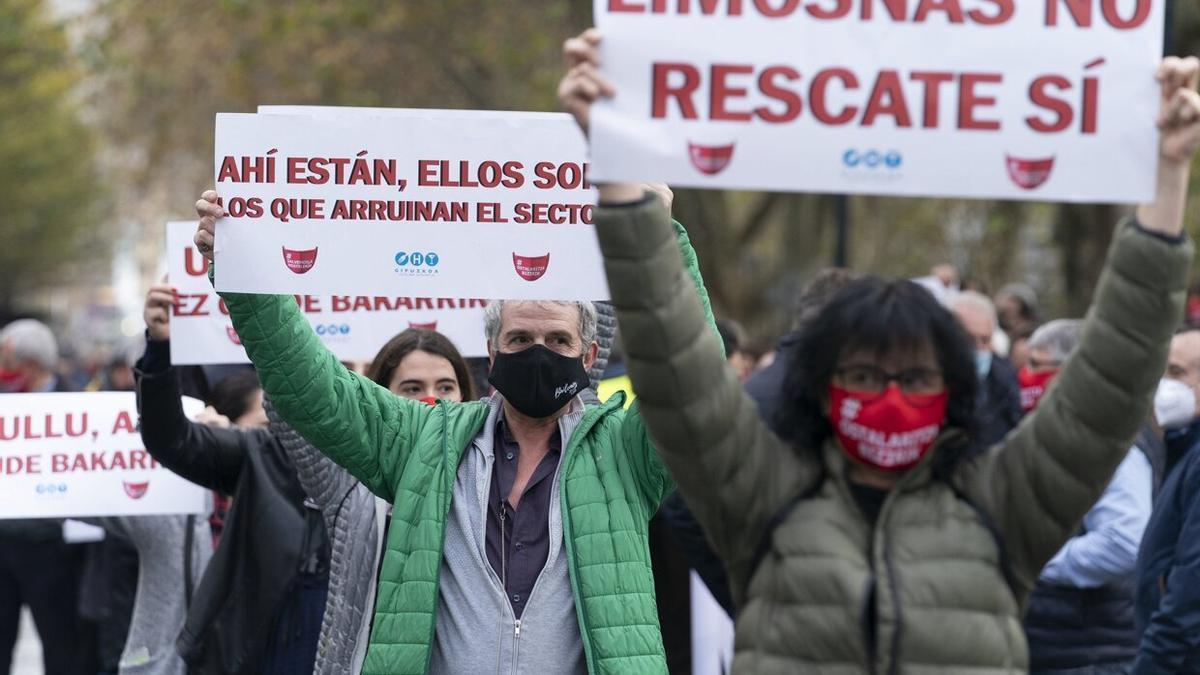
[395,251,410,266]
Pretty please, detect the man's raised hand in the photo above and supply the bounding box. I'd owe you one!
[194,190,226,262]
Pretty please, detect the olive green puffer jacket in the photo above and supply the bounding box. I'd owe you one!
[595,195,1191,674]
[216,221,714,674]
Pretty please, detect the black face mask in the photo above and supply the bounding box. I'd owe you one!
[488,344,590,419]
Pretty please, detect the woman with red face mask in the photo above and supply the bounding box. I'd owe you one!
[265,328,475,675]
[561,29,1200,673]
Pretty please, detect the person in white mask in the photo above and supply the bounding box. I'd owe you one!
[1135,330,1200,673]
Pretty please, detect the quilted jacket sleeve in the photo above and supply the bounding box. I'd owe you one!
[595,194,813,600]
[963,222,1191,600]
[217,287,431,502]
[618,220,719,514]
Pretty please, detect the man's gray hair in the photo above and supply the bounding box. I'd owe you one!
[0,319,58,372]
[1027,319,1084,366]
[483,300,598,350]
[949,290,998,329]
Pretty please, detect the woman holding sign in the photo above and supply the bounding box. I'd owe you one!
[562,28,1200,674]
[266,327,476,675]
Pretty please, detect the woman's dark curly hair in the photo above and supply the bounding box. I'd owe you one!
[775,276,980,476]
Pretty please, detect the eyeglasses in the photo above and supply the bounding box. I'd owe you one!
[834,365,946,398]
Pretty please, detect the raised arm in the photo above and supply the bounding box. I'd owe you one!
[560,30,811,597]
[965,57,1200,595]
[195,193,430,501]
[620,204,722,514]
[134,338,250,495]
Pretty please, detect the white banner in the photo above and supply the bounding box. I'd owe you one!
[590,0,1164,203]
[212,110,610,299]
[166,221,489,363]
[0,393,210,519]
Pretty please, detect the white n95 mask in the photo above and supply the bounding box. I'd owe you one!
[1155,378,1197,431]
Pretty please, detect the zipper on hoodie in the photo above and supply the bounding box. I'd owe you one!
[510,620,522,675]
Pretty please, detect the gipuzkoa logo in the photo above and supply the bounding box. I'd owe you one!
[408,321,438,331]
[314,323,351,337]
[688,142,735,175]
[225,326,243,346]
[35,483,68,497]
[512,253,550,281]
[123,481,149,500]
[1005,154,1055,190]
[394,251,440,277]
[843,149,903,170]
[282,246,319,274]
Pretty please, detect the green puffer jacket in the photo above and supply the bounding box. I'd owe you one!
[216,222,714,674]
[595,195,1191,674]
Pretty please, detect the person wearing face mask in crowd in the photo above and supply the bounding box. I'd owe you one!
[950,291,1022,450]
[193,182,711,673]
[562,27,1200,671]
[1017,319,1079,414]
[1016,320,1155,675]
[134,283,330,675]
[1133,328,1200,674]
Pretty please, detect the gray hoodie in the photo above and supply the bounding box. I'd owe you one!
[90,515,213,675]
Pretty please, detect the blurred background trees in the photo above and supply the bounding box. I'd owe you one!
[6,0,1200,346]
[0,0,107,321]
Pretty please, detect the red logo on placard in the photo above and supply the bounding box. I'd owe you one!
[1005,155,1055,190]
[408,321,438,331]
[123,481,149,500]
[513,253,550,281]
[282,247,318,274]
[225,326,242,346]
[688,142,735,175]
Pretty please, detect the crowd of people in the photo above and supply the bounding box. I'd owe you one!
[3,29,1200,675]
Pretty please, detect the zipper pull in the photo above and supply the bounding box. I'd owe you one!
[514,619,521,639]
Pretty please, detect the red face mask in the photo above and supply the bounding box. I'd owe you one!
[1018,367,1059,413]
[828,383,949,472]
[0,368,25,393]
[419,396,438,406]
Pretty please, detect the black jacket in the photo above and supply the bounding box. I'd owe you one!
[134,342,328,674]
[976,356,1023,450]
[1135,426,1200,674]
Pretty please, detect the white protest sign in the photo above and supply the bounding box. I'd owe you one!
[590,0,1164,203]
[166,221,489,364]
[0,393,210,519]
[213,110,610,299]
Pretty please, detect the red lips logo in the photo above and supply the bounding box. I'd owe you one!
[408,321,438,331]
[513,253,550,282]
[123,481,149,500]
[225,326,242,346]
[1005,155,1055,190]
[282,247,318,274]
[688,142,735,175]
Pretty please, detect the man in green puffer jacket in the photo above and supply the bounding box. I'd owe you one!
[561,31,1200,675]
[193,188,707,674]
